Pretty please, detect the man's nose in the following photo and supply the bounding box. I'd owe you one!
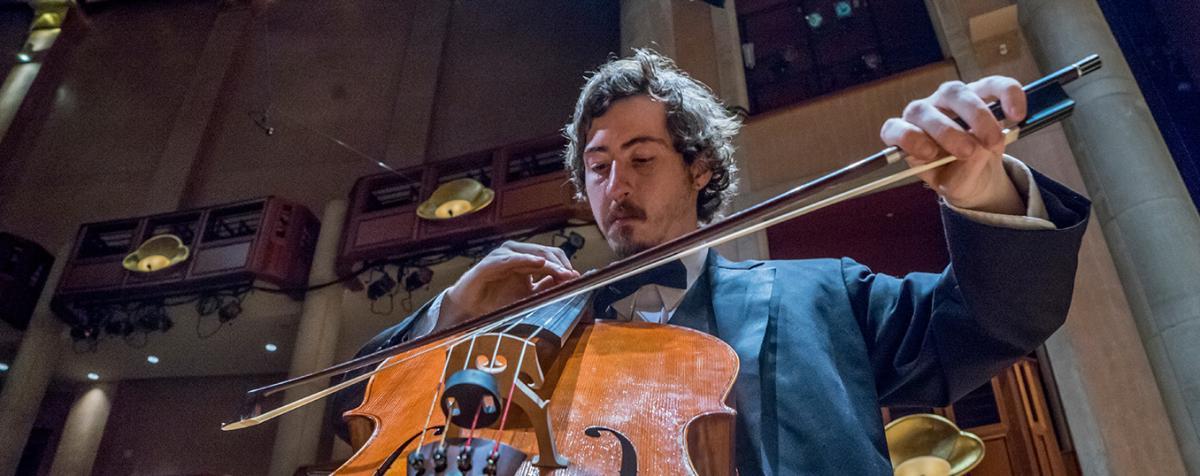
[604,160,634,199]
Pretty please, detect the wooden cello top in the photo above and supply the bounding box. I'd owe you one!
[341,321,739,475]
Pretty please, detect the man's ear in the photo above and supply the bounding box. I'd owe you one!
[690,160,713,191]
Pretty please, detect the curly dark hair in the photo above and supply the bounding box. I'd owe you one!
[562,49,741,223]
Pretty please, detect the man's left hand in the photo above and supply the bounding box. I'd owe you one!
[880,76,1028,215]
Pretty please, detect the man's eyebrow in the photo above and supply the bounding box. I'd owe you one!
[584,136,670,155]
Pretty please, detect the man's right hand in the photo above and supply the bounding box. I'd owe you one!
[437,241,580,331]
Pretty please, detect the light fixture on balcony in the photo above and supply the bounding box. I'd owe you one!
[417,178,494,220]
[885,413,984,476]
[123,234,190,272]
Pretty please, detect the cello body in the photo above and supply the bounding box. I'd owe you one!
[338,321,739,475]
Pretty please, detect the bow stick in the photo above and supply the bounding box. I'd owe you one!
[222,54,1102,431]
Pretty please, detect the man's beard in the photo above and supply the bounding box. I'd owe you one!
[605,200,652,258]
[610,233,652,258]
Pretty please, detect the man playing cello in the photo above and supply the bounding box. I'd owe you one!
[335,50,1089,474]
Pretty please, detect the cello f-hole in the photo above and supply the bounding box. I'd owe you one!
[584,426,639,475]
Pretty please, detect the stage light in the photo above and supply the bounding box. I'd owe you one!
[146,355,160,364]
[104,319,134,337]
[806,12,824,29]
[835,1,853,19]
[417,178,494,220]
[136,307,173,333]
[404,267,434,293]
[86,372,100,381]
[70,325,100,342]
[218,301,242,323]
[367,269,397,300]
[0,363,9,372]
[265,343,278,352]
[123,234,190,273]
[30,1,69,30]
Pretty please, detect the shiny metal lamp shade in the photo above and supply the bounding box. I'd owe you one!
[122,234,190,273]
[885,413,985,476]
[417,178,495,220]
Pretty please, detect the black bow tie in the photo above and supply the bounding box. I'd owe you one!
[591,259,688,319]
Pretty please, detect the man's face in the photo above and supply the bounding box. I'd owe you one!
[583,95,712,258]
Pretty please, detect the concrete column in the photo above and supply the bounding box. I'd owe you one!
[144,5,254,213]
[267,199,348,476]
[1017,0,1200,472]
[708,0,750,110]
[0,244,70,475]
[621,1,748,108]
[46,383,116,476]
[621,0,676,57]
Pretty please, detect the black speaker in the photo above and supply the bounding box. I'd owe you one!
[0,233,54,330]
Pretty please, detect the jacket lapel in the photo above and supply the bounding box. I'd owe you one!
[707,249,774,345]
[707,249,780,472]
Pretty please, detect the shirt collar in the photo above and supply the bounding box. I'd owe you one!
[680,247,708,290]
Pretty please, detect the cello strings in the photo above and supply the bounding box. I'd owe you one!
[490,336,532,458]
[415,339,459,457]
[429,293,578,454]
[482,294,581,458]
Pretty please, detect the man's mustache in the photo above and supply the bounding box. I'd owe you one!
[606,201,647,227]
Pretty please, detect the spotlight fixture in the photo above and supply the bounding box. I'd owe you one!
[417,178,495,220]
[15,50,32,64]
[557,231,586,259]
[0,362,9,372]
[404,267,434,293]
[835,1,853,19]
[806,11,824,29]
[30,1,69,30]
[136,306,173,333]
[123,234,190,273]
[218,301,242,323]
[146,355,160,364]
[86,372,100,381]
[367,269,397,300]
[104,319,135,337]
[70,325,101,342]
[264,343,278,352]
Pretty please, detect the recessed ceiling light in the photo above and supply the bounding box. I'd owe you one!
[264,343,278,352]
[86,372,100,381]
[0,362,9,372]
[146,355,160,364]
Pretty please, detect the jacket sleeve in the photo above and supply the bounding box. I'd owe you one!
[844,169,1091,406]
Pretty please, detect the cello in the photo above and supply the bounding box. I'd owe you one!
[222,55,1102,475]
